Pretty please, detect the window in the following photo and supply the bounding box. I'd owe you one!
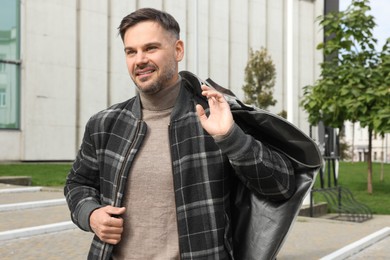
[0,0,20,129]
[0,89,6,107]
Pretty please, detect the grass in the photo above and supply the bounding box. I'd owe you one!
[0,162,72,187]
[0,161,389,214]
[313,161,390,215]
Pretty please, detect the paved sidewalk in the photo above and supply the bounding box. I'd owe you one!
[0,183,389,259]
[0,189,64,204]
[0,228,93,259]
[1,215,388,259]
[278,215,390,259]
[0,205,70,232]
[343,233,390,259]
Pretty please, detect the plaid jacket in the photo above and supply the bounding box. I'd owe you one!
[64,74,295,259]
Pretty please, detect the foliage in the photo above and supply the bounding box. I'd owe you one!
[300,0,390,193]
[373,40,390,132]
[301,0,389,132]
[242,47,276,110]
[277,110,287,119]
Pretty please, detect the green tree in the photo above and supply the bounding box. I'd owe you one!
[242,47,276,110]
[301,0,390,194]
[277,110,287,119]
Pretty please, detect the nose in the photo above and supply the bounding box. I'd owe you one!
[135,51,148,66]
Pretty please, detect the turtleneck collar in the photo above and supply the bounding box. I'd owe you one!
[139,76,182,111]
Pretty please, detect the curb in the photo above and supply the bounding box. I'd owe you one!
[0,221,76,241]
[320,227,390,260]
[0,198,66,212]
[0,186,42,194]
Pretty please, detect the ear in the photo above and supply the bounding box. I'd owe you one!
[175,40,184,62]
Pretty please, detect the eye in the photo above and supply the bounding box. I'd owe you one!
[146,46,157,52]
[125,49,136,56]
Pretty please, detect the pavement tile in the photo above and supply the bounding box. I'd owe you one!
[0,191,65,204]
[0,205,70,232]
[0,229,93,260]
[278,215,390,259]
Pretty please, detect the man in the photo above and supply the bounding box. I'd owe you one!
[65,8,296,259]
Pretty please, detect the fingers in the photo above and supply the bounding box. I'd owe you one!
[97,219,124,245]
[196,85,234,136]
[201,85,224,102]
[196,104,206,121]
[90,206,126,245]
[96,217,124,244]
[105,206,126,216]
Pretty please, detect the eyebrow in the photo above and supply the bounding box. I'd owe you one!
[124,42,163,52]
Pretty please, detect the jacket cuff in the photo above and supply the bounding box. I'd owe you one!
[77,200,102,232]
[214,123,252,160]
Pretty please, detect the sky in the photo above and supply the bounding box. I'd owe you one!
[339,0,390,50]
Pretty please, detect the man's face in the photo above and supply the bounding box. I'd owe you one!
[123,21,184,94]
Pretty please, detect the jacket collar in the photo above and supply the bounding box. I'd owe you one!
[171,71,209,122]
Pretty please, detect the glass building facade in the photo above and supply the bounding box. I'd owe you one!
[0,0,20,129]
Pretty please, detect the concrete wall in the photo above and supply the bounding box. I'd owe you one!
[0,0,324,161]
[20,1,78,160]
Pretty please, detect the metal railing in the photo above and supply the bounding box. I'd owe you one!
[311,186,372,222]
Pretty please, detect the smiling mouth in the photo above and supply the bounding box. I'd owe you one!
[135,66,156,80]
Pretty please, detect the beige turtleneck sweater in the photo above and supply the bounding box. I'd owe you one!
[112,78,181,260]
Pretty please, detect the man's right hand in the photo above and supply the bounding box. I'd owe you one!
[89,206,126,245]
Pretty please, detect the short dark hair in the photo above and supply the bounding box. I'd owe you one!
[118,8,180,41]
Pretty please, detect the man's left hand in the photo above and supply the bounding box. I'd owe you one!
[196,85,234,137]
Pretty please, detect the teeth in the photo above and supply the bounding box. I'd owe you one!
[138,70,153,75]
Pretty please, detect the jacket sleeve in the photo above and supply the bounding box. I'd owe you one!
[64,119,102,232]
[215,123,296,201]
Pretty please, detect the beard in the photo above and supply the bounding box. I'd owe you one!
[132,60,177,95]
